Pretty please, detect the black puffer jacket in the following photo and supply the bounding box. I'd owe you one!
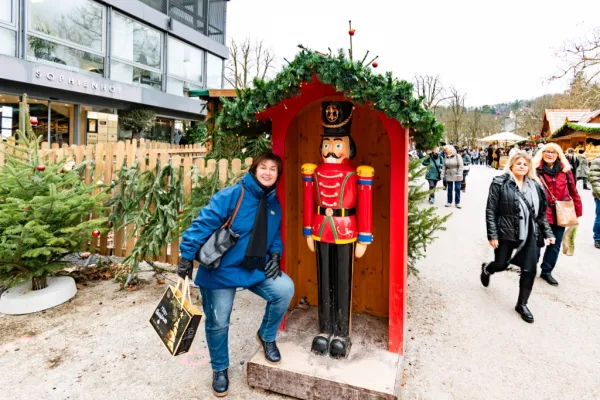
[486,174,554,243]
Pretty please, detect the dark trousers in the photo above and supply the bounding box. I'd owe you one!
[486,240,537,290]
[315,242,354,338]
[427,179,439,201]
[538,224,566,274]
[447,181,461,204]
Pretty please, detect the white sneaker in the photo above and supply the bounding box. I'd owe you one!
[455,204,462,209]
[445,203,451,207]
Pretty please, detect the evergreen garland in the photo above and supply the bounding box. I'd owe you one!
[552,122,600,138]
[217,48,444,150]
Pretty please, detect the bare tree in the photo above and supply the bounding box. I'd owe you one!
[225,38,276,89]
[447,86,466,145]
[414,74,450,111]
[553,26,600,84]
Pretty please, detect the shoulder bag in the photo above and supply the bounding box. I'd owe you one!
[197,187,245,269]
[540,175,578,227]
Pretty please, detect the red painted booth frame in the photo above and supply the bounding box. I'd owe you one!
[256,78,409,354]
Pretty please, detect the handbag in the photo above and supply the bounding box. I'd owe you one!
[540,175,579,228]
[197,187,245,269]
[150,277,202,356]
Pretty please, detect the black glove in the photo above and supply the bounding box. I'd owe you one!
[177,258,194,280]
[264,253,281,279]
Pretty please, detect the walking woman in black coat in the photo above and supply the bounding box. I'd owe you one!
[481,151,555,323]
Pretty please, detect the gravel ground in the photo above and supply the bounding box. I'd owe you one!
[400,165,600,400]
[0,270,287,400]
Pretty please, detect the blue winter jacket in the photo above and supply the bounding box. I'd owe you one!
[180,173,283,289]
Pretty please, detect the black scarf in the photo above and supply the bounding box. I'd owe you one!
[243,173,275,270]
[541,162,560,177]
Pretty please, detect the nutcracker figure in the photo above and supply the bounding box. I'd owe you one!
[301,101,374,358]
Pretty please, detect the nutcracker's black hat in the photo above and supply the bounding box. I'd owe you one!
[321,101,354,136]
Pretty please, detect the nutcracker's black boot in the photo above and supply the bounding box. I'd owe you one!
[212,369,229,397]
[329,336,351,358]
[311,333,331,356]
[515,288,534,323]
[256,331,281,365]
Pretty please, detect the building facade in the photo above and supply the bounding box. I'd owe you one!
[0,0,228,146]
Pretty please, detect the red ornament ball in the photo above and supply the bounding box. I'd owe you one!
[349,29,355,36]
[92,230,101,238]
[36,164,46,172]
[372,62,378,68]
[24,207,31,211]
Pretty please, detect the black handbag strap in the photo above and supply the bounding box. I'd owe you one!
[221,187,245,229]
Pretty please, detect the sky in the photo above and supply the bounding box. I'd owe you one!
[225,0,600,107]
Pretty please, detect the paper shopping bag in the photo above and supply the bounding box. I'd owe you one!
[150,277,202,356]
[561,226,577,256]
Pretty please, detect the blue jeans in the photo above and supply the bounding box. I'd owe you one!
[447,181,461,204]
[538,224,566,274]
[594,198,600,241]
[199,273,294,371]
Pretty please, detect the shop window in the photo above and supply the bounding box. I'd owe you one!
[27,36,104,75]
[167,76,203,98]
[112,12,161,69]
[28,0,105,52]
[206,52,223,89]
[0,95,22,138]
[0,26,15,57]
[27,0,105,74]
[167,36,203,96]
[110,12,162,90]
[1,0,13,24]
[111,60,162,90]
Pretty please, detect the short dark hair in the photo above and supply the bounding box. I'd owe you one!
[250,152,283,182]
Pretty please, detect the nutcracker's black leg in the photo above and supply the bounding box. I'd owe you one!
[330,243,354,358]
[312,242,333,355]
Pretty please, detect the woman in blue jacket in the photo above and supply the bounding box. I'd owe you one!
[177,152,294,397]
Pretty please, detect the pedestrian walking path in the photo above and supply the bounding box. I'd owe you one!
[401,165,600,400]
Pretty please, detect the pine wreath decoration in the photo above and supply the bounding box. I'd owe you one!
[217,48,444,150]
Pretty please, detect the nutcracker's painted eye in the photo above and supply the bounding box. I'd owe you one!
[323,144,330,149]
[335,144,342,149]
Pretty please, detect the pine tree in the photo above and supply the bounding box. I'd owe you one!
[407,159,451,275]
[0,95,107,290]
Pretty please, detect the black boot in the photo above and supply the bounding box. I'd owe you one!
[595,240,600,249]
[515,288,534,323]
[329,336,351,358]
[256,331,281,365]
[480,263,490,287]
[540,272,558,286]
[311,333,331,356]
[212,369,229,397]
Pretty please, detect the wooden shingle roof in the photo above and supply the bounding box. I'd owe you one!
[543,109,592,135]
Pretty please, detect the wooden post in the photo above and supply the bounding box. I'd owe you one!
[206,159,217,176]
[169,155,183,265]
[113,142,126,256]
[99,143,114,255]
[157,152,170,263]
[218,158,228,187]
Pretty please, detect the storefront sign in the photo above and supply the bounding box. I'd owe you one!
[32,65,131,101]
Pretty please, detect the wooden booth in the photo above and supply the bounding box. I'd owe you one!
[255,78,410,354]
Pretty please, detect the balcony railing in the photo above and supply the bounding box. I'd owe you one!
[137,0,226,45]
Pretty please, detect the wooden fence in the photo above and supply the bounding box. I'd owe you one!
[0,138,252,265]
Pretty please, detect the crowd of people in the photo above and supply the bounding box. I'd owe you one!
[419,141,600,324]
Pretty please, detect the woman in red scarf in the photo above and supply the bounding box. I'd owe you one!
[532,143,583,286]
